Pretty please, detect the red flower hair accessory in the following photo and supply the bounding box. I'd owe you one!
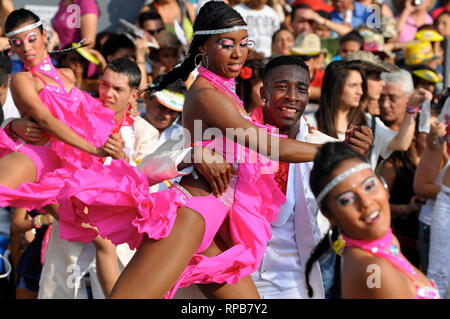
[240,66,253,80]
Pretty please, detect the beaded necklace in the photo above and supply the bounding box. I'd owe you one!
[24,54,66,91]
[342,228,417,277]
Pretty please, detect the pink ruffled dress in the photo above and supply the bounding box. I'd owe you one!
[53,67,286,298]
[0,55,115,209]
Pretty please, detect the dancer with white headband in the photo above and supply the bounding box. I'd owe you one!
[0,9,116,209]
[305,141,440,299]
[52,1,324,299]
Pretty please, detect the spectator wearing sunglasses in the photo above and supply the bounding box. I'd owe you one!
[138,10,165,38]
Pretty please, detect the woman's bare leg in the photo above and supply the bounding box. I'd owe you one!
[109,206,206,299]
[199,275,260,299]
[0,152,36,188]
[92,236,120,298]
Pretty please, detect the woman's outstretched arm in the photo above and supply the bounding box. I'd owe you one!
[186,87,320,163]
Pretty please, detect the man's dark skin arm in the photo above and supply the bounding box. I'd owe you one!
[345,124,374,158]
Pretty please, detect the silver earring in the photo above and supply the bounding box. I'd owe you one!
[194,53,209,69]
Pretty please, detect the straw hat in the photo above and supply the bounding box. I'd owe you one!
[358,28,395,59]
[155,29,181,49]
[290,33,325,56]
[381,17,398,39]
[344,51,399,73]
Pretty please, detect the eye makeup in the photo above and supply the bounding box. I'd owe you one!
[216,37,251,50]
[337,192,356,207]
[217,38,235,50]
[335,176,378,207]
[362,176,377,192]
[10,31,38,48]
[239,38,250,47]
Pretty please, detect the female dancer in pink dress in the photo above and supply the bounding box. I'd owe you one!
[0,9,113,207]
[305,142,440,299]
[54,2,322,299]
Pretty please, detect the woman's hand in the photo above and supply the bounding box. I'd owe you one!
[135,37,148,61]
[403,0,415,13]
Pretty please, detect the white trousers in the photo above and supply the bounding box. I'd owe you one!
[427,184,450,298]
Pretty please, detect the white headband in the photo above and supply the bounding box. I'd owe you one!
[5,20,42,37]
[316,163,372,205]
[193,25,248,36]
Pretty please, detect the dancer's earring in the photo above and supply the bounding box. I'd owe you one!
[328,227,346,256]
[194,53,209,69]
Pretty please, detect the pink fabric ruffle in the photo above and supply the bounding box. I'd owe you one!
[0,86,115,210]
[37,87,115,170]
[54,133,285,299]
[0,129,17,154]
[165,147,285,298]
[55,160,189,249]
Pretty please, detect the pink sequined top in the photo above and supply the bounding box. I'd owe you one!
[343,228,440,299]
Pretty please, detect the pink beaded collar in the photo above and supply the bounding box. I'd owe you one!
[197,66,242,107]
[24,54,66,90]
[342,228,440,299]
[342,228,417,277]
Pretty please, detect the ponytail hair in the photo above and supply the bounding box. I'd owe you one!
[305,225,340,298]
[144,1,247,96]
